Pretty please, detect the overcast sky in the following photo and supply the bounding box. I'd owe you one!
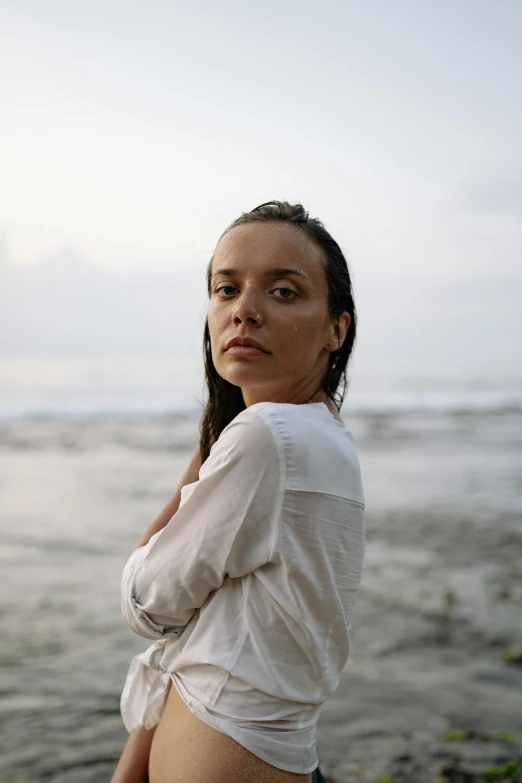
[1,1,521,380]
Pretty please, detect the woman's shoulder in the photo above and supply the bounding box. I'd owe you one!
[217,401,359,459]
[229,401,357,460]
[209,403,281,463]
[239,401,352,437]
[227,401,321,440]
[215,402,304,463]
[243,401,364,504]
[211,401,364,505]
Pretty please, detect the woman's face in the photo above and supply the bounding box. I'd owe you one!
[207,221,350,407]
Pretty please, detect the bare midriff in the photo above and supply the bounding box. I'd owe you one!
[148,678,313,783]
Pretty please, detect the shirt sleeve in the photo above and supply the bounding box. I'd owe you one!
[120,408,284,640]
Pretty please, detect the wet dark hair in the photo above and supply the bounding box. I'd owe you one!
[198,200,358,463]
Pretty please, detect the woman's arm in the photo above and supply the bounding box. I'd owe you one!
[133,445,203,550]
[110,724,156,783]
[111,446,204,783]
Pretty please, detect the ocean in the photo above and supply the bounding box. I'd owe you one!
[1,357,521,782]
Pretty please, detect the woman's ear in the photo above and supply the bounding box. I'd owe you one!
[326,313,351,353]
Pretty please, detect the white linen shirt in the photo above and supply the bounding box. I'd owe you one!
[120,400,366,775]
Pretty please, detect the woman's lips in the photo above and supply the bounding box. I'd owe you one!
[226,345,267,357]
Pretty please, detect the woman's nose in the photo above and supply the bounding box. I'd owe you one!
[232,288,261,323]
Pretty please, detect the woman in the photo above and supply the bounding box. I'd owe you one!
[111,201,366,783]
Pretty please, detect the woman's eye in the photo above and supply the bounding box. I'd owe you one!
[216,286,298,299]
[216,286,237,296]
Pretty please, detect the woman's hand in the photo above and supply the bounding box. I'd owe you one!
[133,445,203,550]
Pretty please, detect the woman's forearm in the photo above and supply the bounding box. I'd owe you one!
[114,445,205,780]
[133,445,203,550]
[110,724,156,783]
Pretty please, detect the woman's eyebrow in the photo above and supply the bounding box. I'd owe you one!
[211,266,311,283]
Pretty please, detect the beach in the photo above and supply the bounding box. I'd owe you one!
[1,401,521,782]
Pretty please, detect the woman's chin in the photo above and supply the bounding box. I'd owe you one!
[218,366,268,386]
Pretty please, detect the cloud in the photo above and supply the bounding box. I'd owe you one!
[460,175,522,215]
[1,248,210,358]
